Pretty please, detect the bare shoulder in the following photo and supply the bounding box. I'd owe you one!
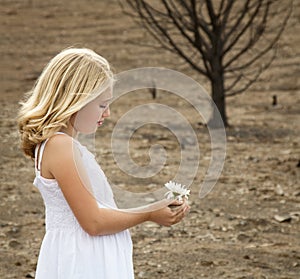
[47,134,82,159]
[42,134,79,176]
[46,133,74,149]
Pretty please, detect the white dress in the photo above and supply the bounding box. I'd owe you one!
[33,133,134,279]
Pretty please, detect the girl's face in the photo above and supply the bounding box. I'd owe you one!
[72,88,112,134]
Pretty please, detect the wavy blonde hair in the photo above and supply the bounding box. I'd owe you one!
[18,48,114,158]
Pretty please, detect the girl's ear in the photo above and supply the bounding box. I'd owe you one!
[69,113,77,126]
[64,113,78,135]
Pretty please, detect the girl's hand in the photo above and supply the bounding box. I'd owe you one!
[148,200,190,226]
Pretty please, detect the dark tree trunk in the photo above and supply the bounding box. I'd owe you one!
[209,74,228,128]
[123,0,291,127]
[209,19,228,128]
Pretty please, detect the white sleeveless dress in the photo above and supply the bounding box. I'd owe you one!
[33,133,134,279]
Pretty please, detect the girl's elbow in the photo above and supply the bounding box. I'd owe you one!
[84,226,99,236]
[81,221,103,236]
[78,210,110,236]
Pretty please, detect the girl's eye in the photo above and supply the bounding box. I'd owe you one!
[99,104,108,109]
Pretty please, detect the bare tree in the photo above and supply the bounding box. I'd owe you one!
[121,0,292,127]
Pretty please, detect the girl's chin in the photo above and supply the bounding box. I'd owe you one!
[77,127,98,135]
[75,122,104,134]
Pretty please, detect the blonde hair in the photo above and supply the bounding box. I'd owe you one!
[18,48,114,158]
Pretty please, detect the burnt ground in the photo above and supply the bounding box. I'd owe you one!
[0,1,299,278]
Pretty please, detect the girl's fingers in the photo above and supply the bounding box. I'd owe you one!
[173,205,190,224]
[173,205,188,216]
[167,201,190,225]
[171,204,185,214]
[169,200,184,206]
[175,211,185,224]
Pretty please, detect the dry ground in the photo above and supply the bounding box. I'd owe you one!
[0,1,299,278]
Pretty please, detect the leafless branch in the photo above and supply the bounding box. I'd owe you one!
[121,0,293,124]
[226,46,277,96]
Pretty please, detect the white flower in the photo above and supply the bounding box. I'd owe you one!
[164,181,190,201]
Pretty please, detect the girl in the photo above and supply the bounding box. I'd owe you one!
[18,48,189,279]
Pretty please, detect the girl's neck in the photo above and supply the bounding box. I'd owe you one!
[60,118,78,138]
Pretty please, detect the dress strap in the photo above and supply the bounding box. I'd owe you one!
[34,143,40,172]
[35,139,50,172]
[35,132,68,172]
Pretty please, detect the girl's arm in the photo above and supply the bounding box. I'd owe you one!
[43,135,189,236]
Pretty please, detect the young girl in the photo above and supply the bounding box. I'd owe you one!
[18,48,189,279]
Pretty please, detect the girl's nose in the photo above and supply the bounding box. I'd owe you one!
[103,106,110,118]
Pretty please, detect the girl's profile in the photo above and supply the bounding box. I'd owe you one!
[18,48,189,278]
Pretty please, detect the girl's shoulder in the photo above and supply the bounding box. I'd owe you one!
[46,133,74,149]
[42,133,83,179]
[37,133,76,180]
[44,133,80,162]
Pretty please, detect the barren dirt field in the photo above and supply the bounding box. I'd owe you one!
[1,1,299,278]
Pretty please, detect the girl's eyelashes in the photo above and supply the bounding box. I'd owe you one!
[99,99,112,109]
[99,104,109,109]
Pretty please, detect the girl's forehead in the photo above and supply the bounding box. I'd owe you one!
[94,88,113,102]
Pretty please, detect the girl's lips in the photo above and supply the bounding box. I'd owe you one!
[97,120,103,126]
